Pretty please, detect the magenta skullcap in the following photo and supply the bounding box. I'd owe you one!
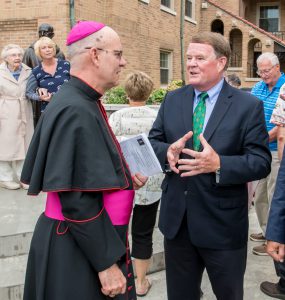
[66,20,106,46]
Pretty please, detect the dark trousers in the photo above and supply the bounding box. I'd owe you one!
[131,200,160,259]
[164,217,247,300]
[275,261,285,292]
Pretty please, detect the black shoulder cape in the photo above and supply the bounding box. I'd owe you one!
[21,76,131,195]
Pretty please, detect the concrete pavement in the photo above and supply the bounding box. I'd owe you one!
[0,187,280,300]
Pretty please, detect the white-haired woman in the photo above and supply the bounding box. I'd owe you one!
[0,44,33,189]
[26,37,70,114]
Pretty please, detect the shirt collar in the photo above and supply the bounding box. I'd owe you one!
[194,78,224,104]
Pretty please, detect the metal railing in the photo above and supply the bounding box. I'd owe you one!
[271,31,285,41]
[229,52,242,67]
[247,62,259,78]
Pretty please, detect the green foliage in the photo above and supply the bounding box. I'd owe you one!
[103,80,184,105]
[103,86,128,104]
[147,88,167,105]
[167,80,184,91]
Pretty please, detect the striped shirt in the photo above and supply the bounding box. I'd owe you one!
[251,73,285,151]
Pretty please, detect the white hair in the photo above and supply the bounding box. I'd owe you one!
[257,52,279,66]
[1,44,24,60]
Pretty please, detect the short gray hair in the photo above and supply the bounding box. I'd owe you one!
[1,44,24,60]
[257,52,279,66]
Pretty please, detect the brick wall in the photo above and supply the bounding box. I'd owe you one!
[0,0,284,89]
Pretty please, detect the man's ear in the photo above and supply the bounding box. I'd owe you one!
[217,56,227,73]
[90,48,100,66]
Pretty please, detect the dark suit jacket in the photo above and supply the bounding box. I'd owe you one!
[266,149,285,244]
[149,81,271,250]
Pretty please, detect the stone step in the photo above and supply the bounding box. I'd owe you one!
[0,227,164,300]
[0,232,33,259]
[0,212,160,259]
[0,187,160,258]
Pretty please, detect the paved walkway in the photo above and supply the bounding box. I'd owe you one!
[146,209,278,300]
[0,187,280,299]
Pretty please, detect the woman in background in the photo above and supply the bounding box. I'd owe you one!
[109,71,163,297]
[26,37,70,115]
[0,44,33,189]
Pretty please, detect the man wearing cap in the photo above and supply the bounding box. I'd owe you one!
[21,21,147,300]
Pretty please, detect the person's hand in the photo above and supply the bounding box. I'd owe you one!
[38,88,52,102]
[280,94,285,101]
[167,131,193,174]
[178,134,220,177]
[267,241,285,263]
[98,264,126,298]
[132,173,148,190]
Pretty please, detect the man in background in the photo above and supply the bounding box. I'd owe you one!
[250,52,285,256]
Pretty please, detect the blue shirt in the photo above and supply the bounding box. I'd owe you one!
[251,73,285,151]
[193,78,224,132]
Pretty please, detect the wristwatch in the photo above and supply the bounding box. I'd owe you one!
[164,164,173,174]
[215,167,221,183]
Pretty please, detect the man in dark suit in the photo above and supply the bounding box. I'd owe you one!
[149,32,271,300]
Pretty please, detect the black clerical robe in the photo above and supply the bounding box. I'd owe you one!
[21,76,136,300]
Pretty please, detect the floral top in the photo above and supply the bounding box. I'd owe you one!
[26,59,70,112]
[270,83,285,125]
[109,106,164,205]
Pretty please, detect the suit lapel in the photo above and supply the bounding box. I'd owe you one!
[182,85,195,149]
[203,82,233,145]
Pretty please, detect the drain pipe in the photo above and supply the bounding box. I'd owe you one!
[69,0,76,28]
[180,0,185,85]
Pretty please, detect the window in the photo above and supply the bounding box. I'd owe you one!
[160,0,176,15]
[185,0,193,18]
[259,5,279,32]
[161,0,171,8]
[160,51,172,85]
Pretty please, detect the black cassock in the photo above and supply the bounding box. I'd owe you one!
[21,76,136,300]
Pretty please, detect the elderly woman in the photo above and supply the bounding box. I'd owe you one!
[26,37,70,114]
[0,44,33,189]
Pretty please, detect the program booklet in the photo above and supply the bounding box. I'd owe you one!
[120,133,163,176]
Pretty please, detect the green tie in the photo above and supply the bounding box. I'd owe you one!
[193,92,208,151]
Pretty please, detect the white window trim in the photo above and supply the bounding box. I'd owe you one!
[185,0,196,21]
[160,50,173,87]
[139,0,150,4]
[185,16,197,25]
[160,5,177,16]
[256,2,280,31]
[160,0,176,16]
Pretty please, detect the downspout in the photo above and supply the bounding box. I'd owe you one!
[69,0,76,28]
[180,0,185,85]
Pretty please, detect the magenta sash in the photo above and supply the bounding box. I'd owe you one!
[45,190,134,225]
[45,192,65,221]
[103,190,134,225]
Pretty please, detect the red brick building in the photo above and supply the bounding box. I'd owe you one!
[0,0,284,88]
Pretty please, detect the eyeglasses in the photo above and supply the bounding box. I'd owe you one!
[8,53,23,58]
[84,47,123,60]
[256,65,276,76]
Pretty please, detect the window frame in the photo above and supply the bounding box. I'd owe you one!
[160,50,173,87]
[256,2,280,32]
[160,0,176,16]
